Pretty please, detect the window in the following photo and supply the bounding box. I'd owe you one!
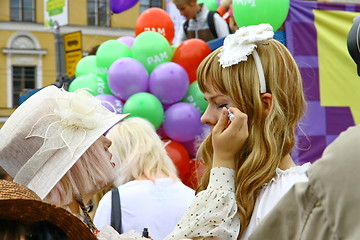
[10,0,35,22]
[12,66,36,107]
[140,0,162,13]
[87,0,110,26]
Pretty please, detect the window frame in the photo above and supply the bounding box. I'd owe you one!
[10,0,36,22]
[12,66,36,107]
[87,0,111,27]
[139,0,163,13]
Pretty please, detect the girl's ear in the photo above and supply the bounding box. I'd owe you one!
[261,93,272,116]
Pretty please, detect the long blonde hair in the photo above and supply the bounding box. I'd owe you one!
[197,39,306,237]
[106,117,178,186]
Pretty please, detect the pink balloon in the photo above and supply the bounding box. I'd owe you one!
[108,58,149,101]
[117,36,135,49]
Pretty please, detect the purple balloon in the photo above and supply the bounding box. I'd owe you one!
[96,94,124,113]
[117,36,135,49]
[181,124,209,158]
[149,62,189,104]
[110,0,139,14]
[108,57,149,101]
[163,102,202,142]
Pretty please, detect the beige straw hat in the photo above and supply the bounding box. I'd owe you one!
[0,86,128,199]
[0,180,97,239]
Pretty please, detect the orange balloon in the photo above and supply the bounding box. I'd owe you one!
[135,8,175,44]
[172,39,212,83]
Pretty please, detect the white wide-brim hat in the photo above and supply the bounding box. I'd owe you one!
[0,86,128,199]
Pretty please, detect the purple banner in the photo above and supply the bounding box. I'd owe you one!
[287,0,359,164]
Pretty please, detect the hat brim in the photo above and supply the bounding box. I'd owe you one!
[0,199,97,240]
[28,112,129,199]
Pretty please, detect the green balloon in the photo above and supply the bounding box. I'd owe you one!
[199,0,218,11]
[132,31,172,74]
[96,40,132,71]
[68,73,112,96]
[123,92,164,129]
[233,0,289,31]
[92,67,108,82]
[181,81,207,114]
[75,55,97,77]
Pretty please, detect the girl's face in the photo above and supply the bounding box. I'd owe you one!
[201,87,235,131]
[96,135,113,161]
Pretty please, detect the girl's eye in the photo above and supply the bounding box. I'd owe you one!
[217,104,228,109]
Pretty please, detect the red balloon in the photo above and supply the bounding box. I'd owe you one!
[172,39,212,83]
[164,139,190,180]
[182,159,205,190]
[135,8,175,44]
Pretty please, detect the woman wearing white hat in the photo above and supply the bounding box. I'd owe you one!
[0,86,129,237]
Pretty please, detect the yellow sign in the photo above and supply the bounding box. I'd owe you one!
[314,10,360,124]
[65,50,82,77]
[64,31,82,52]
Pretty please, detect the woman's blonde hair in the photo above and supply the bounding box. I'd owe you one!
[197,39,306,237]
[106,117,178,186]
[44,139,116,207]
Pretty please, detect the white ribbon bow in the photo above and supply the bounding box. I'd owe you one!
[218,24,274,68]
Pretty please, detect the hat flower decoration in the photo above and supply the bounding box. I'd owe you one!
[26,89,103,156]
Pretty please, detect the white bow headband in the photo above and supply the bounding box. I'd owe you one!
[218,24,274,93]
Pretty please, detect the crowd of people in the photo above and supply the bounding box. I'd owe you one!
[0,5,359,240]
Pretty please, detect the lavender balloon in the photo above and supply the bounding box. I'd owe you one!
[149,62,189,104]
[163,102,202,142]
[108,57,149,101]
[117,36,135,49]
[96,94,124,114]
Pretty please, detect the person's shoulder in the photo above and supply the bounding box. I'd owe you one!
[176,180,196,194]
[269,163,311,188]
[257,163,310,202]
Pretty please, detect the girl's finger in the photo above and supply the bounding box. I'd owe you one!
[212,107,229,136]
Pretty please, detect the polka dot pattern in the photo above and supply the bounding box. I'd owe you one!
[164,167,240,240]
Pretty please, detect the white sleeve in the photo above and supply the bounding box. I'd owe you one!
[173,22,187,45]
[164,167,240,240]
[214,14,230,38]
[93,191,112,231]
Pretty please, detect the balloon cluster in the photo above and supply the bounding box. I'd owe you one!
[69,8,211,187]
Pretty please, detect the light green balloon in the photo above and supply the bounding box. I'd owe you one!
[96,40,132,70]
[92,67,108,82]
[132,31,172,74]
[123,92,164,129]
[181,81,207,114]
[232,0,289,31]
[68,73,112,96]
[75,55,97,77]
[199,0,218,11]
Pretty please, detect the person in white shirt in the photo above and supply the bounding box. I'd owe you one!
[164,24,310,240]
[94,117,195,240]
[173,0,230,44]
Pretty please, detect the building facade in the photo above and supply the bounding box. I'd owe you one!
[0,0,164,127]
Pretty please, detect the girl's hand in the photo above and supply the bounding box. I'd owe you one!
[212,107,248,169]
